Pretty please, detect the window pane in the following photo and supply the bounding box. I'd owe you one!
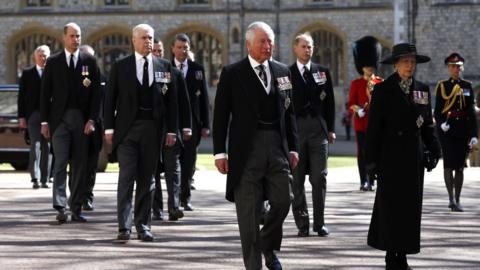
[90,32,131,77]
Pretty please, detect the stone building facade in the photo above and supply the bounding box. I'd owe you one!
[1,0,479,132]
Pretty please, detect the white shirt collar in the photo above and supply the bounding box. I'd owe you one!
[296,60,311,73]
[248,54,268,70]
[174,58,188,68]
[135,51,152,63]
[36,65,43,71]
[65,48,79,60]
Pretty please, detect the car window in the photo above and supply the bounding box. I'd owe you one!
[0,90,18,116]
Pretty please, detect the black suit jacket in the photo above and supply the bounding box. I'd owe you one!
[172,66,192,144]
[40,50,101,134]
[213,57,298,202]
[104,54,178,150]
[290,62,335,135]
[18,66,42,120]
[173,59,210,130]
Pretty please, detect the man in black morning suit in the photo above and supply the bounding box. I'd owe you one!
[40,23,101,223]
[289,33,336,238]
[18,45,52,189]
[213,21,299,270]
[171,33,210,211]
[151,38,191,221]
[104,24,178,242]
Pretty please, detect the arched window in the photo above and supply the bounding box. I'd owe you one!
[231,27,240,44]
[13,33,62,81]
[308,29,344,86]
[90,32,131,77]
[168,31,223,87]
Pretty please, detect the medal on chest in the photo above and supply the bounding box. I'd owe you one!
[82,65,91,87]
[416,115,424,128]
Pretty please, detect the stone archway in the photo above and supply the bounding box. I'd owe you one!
[163,24,225,87]
[86,26,132,77]
[7,26,62,83]
[295,21,347,87]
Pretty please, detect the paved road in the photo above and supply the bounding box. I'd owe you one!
[0,163,479,269]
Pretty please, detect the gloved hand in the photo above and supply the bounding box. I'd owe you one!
[357,108,366,118]
[440,122,450,132]
[469,137,478,148]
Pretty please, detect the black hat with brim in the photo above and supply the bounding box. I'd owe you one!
[380,43,430,65]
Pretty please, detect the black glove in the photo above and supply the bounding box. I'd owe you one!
[424,151,439,172]
[366,162,379,179]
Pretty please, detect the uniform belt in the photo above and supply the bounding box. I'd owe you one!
[448,111,467,118]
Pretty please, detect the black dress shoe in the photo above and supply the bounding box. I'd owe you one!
[168,209,184,221]
[181,202,194,211]
[48,178,53,183]
[32,182,40,189]
[40,183,49,188]
[297,229,309,237]
[137,230,155,242]
[82,201,94,211]
[56,210,68,223]
[152,211,165,221]
[117,230,131,241]
[263,250,282,270]
[317,226,329,237]
[71,212,87,222]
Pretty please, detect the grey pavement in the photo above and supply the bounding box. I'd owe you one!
[0,162,479,269]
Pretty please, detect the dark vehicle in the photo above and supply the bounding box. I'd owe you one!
[0,85,109,172]
[0,85,29,170]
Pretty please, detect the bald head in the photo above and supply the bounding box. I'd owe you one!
[63,22,81,53]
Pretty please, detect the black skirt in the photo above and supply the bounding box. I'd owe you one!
[440,135,469,169]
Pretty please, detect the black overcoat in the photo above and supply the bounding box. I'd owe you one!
[366,72,440,254]
[213,58,299,202]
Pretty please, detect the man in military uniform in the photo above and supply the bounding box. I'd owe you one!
[348,36,382,191]
[366,43,441,270]
[434,53,478,212]
[290,33,335,238]
[171,33,210,211]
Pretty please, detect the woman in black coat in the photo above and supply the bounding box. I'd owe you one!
[365,43,441,270]
[434,53,478,212]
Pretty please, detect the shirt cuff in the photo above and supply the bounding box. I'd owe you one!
[214,153,227,160]
[289,151,298,156]
[182,128,192,134]
[105,129,114,134]
[41,122,48,126]
[167,133,176,136]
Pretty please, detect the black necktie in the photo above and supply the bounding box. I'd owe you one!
[69,54,75,73]
[256,65,268,88]
[303,66,313,83]
[143,56,149,87]
[179,63,185,77]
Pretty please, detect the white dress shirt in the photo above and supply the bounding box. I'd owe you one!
[135,51,153,86]
[174,58,188,79]
[296,60,312,81]
[65,48,79,68]
[248,54,272,94]
[36,65,44,78]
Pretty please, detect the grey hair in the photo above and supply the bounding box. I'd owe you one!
[132,23,154,37]
[79,44,95,56]
[34,45,50,55]
[294,33,314,46]
[245,21,275,44]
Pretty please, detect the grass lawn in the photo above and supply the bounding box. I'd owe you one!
[0,155,356,173]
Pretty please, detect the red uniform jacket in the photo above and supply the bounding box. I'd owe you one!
[348,78,370,132]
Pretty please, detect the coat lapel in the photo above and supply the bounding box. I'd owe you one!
[126,55,138,105]
[269,60,285,115]
[236,57,265,111]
